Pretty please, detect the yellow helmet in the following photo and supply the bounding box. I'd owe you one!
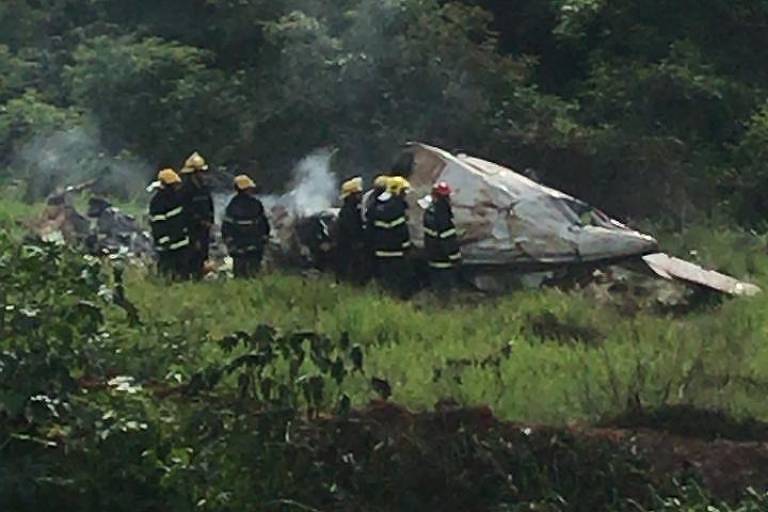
[373,175,389,189]
[180,152,209,174]
[158,168,182,186]
[387,176,411,195]
[340,177,363,199]
[234,174,256,191]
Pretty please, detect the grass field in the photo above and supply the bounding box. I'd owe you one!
[124,257,768,426]
[5,193,768,425]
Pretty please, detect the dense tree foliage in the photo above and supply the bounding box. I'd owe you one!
[1,0,768,224]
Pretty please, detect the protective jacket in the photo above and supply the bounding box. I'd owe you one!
[149,188,189,253]
[371,194,411,259]
[181,175,214,228]
[222,192,270,256]
[423,199,461,269]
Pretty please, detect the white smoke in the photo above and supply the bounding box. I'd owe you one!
[213,147,338,226]
[14,125,151,201]
[281,148,338,217]
[212,193,232,226]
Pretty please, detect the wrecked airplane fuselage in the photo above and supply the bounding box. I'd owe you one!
[401,144,760,296]
[401,143,659,268]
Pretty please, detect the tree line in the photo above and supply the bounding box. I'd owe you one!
[2,0,768,226]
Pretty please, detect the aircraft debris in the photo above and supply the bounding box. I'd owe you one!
[402,142,659,266]
[642,253,761,297]
[30,182,154,260]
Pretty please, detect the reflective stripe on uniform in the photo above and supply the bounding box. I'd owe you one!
[449,252,462,261]
[402,240,412,249]
[224,215,257,226]
[374,216,407,229]
[375,250,404,258]
[424,227,455,238]
[158,236,171,245]
[429,261,454,269]
[166,206,183,219]
[150,206,184,222]
[168,237,190,250]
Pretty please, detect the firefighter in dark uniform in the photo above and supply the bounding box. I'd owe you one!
[180,151,214,279]
[371,176,412,297]
[149,169,190,280]
[335,176,367,284]
[222,175,271,278]
[423,181,461,290]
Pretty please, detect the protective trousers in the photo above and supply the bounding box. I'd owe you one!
[376,257,413,299]
[233,252,263,279]
[429,267,457,291]
[189,225,210,278]
[158,248,190,281]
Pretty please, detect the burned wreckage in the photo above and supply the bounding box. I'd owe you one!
[31,181,153,259]
[291,143,760,297]
[28,142,760,297]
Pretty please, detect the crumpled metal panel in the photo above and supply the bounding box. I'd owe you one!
[406,143,659,265]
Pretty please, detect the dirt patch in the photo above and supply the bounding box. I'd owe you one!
[318,401,768,506]
[601,404,768,442]
[568,425,767,502]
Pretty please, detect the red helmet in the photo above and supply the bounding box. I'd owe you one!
[432,181,452,197]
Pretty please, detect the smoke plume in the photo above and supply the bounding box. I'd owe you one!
[281,148,338,217]
[213,147,338,225]
[14,126,152,201]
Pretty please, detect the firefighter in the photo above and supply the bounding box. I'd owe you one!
[371,176,412,297]
[423,181,461,290]
[180,151,214,279]
[336,176,367,284]
[222,175,270,278]
[149,169,190,280]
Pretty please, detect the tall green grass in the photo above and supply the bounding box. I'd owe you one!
[125,257,768,425]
